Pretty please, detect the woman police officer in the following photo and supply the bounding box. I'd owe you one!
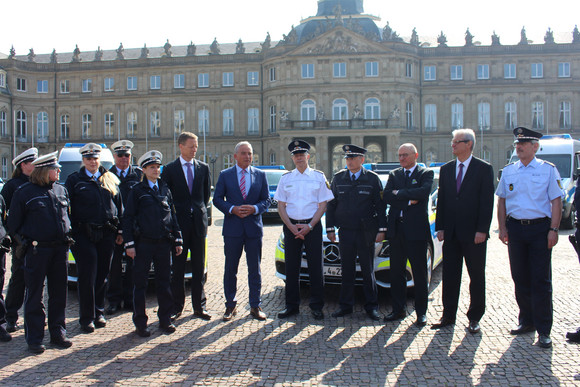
[123,150,183,337]
[7,152,73,354]
[65,143,123,333]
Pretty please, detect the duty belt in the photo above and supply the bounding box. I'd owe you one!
[507,216,550,225]
[289,218,312,225]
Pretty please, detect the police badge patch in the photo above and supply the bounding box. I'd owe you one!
[557,179,563,189]
[509,184,514,191]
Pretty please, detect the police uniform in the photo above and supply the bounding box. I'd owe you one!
[274,140,334,318]
[7,152,73,353]
[0,195,12,342]
[123,151,183,336]
[106,140,142,314]
[65,143,123,332]
[496,127,564,347]
[326,145,386,319]
[1,147,38,332]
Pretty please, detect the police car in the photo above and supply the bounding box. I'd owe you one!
[254,165,290,219]
[59,143,204,283]
[506,134,580,229]
[274,167,443,288]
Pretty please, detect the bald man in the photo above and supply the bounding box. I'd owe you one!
[383,143,434,327]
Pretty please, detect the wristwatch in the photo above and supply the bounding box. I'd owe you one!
[549,227,559,232]
[307,223,313,231]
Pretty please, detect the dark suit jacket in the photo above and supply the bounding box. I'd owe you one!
[383,165,434,241]
[435,157,494,241]
[161,158,211,237]
[213,166,270,238]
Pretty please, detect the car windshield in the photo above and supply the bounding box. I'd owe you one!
[265,171,286,186]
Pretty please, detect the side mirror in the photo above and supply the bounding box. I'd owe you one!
[497,168,503,182]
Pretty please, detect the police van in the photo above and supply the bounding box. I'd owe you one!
[508,134,580,229]
[58,143,114,183]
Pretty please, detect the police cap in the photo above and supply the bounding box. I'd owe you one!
[343,144,367,158]
[288,139,310,155]
[138,150,163,168]
[32,151,61,168]
[12,147,38,167]
[513,127,542,143]
[79,143,102,158]
[111,140,134,156]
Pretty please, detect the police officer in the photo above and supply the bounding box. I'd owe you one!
[123,151,183,337]
[566,177,580,343]
[497,127,564,349]
[8,152,73,354]
[1,147,37,333]
[105,140,142,315]
[0,195,11,342]
[326,145,386,321]
[65,143,123,333]
[274,140,334,320]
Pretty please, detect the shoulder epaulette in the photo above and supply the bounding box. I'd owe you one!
[503,162,515,168]
[283,171,292,176]
[543,160,556,167]
[313,169,324,174]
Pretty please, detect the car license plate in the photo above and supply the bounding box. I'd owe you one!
[323,266,342,276]
[267,208,278,213]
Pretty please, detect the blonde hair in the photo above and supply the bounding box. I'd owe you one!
[99,171,120,195]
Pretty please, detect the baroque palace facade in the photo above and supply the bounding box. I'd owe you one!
[1,0,579,182]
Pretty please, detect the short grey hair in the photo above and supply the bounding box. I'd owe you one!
[452,128,476,150]
[399,143,418,154]
[234,141,253,153]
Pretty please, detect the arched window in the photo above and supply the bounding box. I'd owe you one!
[482,147,491,163]
[82,113,92,139]
[198,108,209,135]
[127,112,137,137]
[301,99,316,121]
[60,114,70,139]
[366,143,382,164]
[223,108,234,135]
[37,111,49,141]
[223,153,234,168]
[332,143,346,174]
[332,99,348,120]
[425,150,438,165]
[364,98,380,119]
[150,110,161,137]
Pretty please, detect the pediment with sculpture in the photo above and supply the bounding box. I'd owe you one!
[297,27,385,55]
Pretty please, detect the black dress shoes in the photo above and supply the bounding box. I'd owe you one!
[6,321,19,333]
[80,322,95,333]
[250,307,267,321]
[223,306,237,321]
[160,323,177,334]
[431,317,456,329]
[331,308,353,318]
[384,310,407,322]
[367,310,381,321]
[537,334,552,348]
[415,314,427,327]
[105,304,120,315]
[566,327,580,343]
[95,315,107,328]
[278,308,299,319]
[135,327,151,337]
[170,312,182,322]
[50,336,73,348]
[510,324,535,335]
[0,328,12,342]
[311,309,324,320]
[468,320,481,334]
[28,344,46,354]
[193,310,212,321]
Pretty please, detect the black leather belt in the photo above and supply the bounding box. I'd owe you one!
[290,218,312,225]
[507,216,550,225]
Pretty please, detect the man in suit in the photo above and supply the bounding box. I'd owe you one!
[106,140,142,315]
[383,143,434,327]
[213,141,270,321]
[431,129,495,334]
[161,132,212,321]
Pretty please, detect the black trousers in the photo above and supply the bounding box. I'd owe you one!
[23,246,68,345]
[171,227,206,314]
[106,242,133,308]
[441,237,487,322]
[283,222,324,311]
[5,247,26,324]
[0,252,6,328]
[507,219,553,335]
[71,231,115,326]
[389,223,429,316]
[133,241,173,328]
[338,228,378,312]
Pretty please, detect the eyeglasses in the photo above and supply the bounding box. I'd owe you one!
[451,140,470,145]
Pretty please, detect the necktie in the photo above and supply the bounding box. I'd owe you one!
[405,169,411,185]
[185,162,194,194]
[153,185,159,194]
[91,175,97,182]
[120,170,125,179]
[240,169,247,200]
[456,163,464,193]
[351,173,356,182]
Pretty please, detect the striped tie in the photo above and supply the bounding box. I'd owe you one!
[240,169,247,200]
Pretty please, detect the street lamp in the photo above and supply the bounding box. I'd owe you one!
[208,152,218,184]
